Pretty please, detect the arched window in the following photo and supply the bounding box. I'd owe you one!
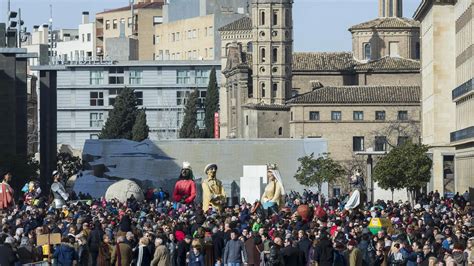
[273,10,278,26]
[272,47,278,63]
[260,11,265,25]
[261,48,266,63]
[364,43,371,60]
[261,83,266,97]
[278,127,283,136]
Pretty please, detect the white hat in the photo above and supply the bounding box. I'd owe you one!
[52,170,59,177]
[182,161,192,170]
[204,164,217,174]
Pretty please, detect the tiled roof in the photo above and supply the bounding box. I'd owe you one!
[287,85,420,104]
[349,17,420,31]
[97,2,164,15]
[243,103,290,111]
[219,17,252,32]
[354,56,420,71]
[292,52,356,72]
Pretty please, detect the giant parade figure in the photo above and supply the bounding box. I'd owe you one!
[51,170,69,209]
[0,170,14,211]
[202,163,226,212]
[344,169,367,210]
[172,162,197,208]
[261,163,285,216]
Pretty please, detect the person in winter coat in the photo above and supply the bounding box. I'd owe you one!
[53,237,78,266]
[177,235,192,266]
[281,238,304,266]
[17,237,39,264]
[151,237,170,266]
[134,236,153,266]
[189,244,205,266]
[268,237,285,266]
[245,233,264,266]
[313,233,334,266]
[297,230,312,265]
[166,233,178,266]
[223,230,248,265]
[0,235,17,266]
[88,220,105,266]
[77,236,90,266]
[97,234,113,266]
[373,240,388,266]
[111,236,133,266]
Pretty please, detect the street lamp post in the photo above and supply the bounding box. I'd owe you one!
[355,148,387,204]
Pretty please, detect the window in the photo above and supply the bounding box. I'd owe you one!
[246,115,249,126]
[90,92,104,106]
[177,70,193,84]
[273,10,278,26]
[364,43,371,60]
[120,18,125,26]
[260,10,265,25]
[196,69,210,84]
[105,20,110,30]
[176,32,180,41]
[112,19,118,29]
[375,136,387,151]
[247,42,253,53]
[135,91,143,105]
[290,112,293,121]
[389,0,394,16]
[197,110,205,128]
[108,88,119,106]
[398,136,410,146]
[128,17,132,28]
[375,111,386,121]
[156,35,160,45]
[272,83,278,98]
[208,26,213,36]
[353,111,364,121]
[272,48,278,63]
[82,34,85,42]
[90,113,104,127]
[90,71,104,85]
[278,127,283,136]
[398,111,408,121]
[108,67,124,84]
[261,83,266,97]
[261,48,266,63]
[415,42,420,59]
[87,33,91,42]
[172,33,175,42]
[309,111,320,121]
[129,70,143,85]
[389,42,399,56]
[353,136,365,151]
[331,111,341,121]
[153,16,163,25]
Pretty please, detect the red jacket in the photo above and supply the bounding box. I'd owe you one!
[173,179,196,204]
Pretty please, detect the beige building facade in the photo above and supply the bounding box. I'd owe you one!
[415,0,473,195]
[95,2,164,60]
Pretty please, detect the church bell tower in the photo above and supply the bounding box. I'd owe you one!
[251,0,293,105]
[379,0,403,17]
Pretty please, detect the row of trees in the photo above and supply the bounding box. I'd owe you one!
[99,67,218,140]
[294,142,432,202]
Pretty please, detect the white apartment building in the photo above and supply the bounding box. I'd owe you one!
[55,60,221,149]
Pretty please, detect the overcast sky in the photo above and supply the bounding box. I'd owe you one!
[4,0,421,52]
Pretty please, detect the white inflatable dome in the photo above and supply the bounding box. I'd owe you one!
[105,180,145,202]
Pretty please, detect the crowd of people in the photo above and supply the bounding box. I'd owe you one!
[0,167,472,266]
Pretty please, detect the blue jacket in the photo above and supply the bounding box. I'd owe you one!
[53,243,78,266]
[188,251,205,266]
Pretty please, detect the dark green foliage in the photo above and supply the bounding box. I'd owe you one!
[132,109,150,141]
[179,89,201,138]
[204,67,219,138]
[0,154,39,197]
[100,87,139,139]
[57,152,82,181]
[294,153,345,201]
[373,142,432,198]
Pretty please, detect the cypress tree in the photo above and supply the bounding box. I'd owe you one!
[204,67,219,138]
[179,89,200,138]
[132,109,150,141]
[100,87,138,139]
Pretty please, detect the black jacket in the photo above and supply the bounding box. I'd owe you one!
[313,238,334,266]
[297,237,312,264]
[87,224,105,253]
[176,240,190,266]
[0,244,17,266]
[281,246,304,266]
[212,231,225,261]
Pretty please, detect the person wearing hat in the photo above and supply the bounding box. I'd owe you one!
[172,162,197,208]
[202,163,226,212]
[0,169,14,211]
[51,170,69,209]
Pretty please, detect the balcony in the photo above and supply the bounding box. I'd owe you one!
[452,78,473,101]
[451,126,474,143]
[96,28,103,38]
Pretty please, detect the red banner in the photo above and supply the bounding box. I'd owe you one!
[214,112,220,139]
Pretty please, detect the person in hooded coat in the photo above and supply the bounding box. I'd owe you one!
[53,237,78,266]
